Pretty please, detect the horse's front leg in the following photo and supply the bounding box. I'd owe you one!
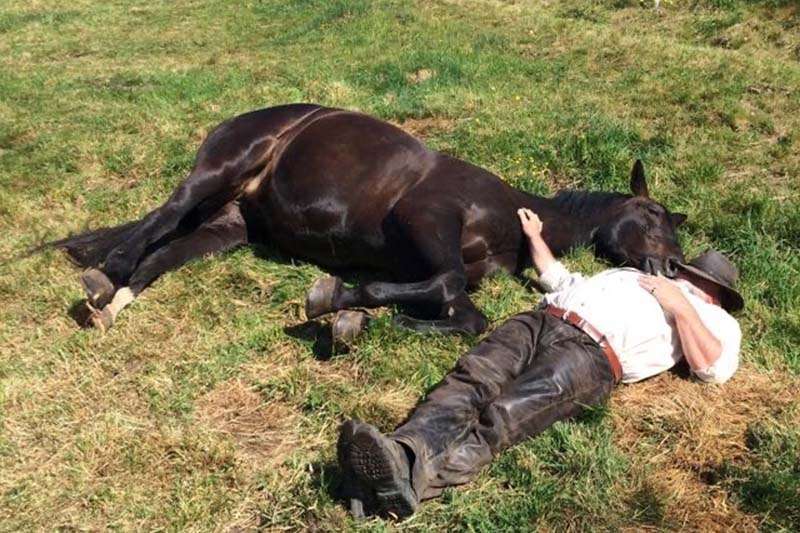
[305,271,488,338]
[305,209,488,340]
[390,292,488,335]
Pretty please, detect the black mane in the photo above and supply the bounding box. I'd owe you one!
[551,190,628,217]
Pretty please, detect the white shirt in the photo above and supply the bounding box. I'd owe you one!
[540,262,741,384]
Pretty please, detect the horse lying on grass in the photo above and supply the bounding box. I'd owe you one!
[47,104,687,341]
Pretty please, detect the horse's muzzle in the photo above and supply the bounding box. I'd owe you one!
[642,256,681,277]
[664,257,680,277]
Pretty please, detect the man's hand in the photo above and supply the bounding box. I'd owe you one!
[517,208,556,276]
[638,274,691,316]
[517,208,543,240]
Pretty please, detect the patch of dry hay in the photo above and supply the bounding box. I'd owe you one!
[611,365,799,529]
[196,379,303,468]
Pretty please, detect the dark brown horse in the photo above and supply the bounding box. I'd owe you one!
[50,104,686,338]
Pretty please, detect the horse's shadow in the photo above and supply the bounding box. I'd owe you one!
[65,237,542,336]
[68,299,94,328]
[283,321,338,360]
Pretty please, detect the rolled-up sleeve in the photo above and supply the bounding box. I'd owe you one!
[539,261,585,294]
[690,303,742,384]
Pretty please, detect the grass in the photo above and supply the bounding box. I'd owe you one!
[1,0,799,530]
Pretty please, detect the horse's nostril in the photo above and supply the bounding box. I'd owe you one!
[665,258,679,277]
[643,257,656,274]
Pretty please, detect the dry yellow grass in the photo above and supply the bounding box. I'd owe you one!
[612,366,799,530]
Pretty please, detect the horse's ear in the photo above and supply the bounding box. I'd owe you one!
[630,159,649,198]
[671,212,687,227]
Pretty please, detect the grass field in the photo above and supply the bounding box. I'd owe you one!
[1,0,799,530]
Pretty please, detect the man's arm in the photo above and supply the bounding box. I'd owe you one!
[638,275,739,382]
[517,208,584,293]
[671,301,723,371]
[517,208,556,276]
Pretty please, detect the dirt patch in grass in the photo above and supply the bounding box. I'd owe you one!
[196,379,302,467]
[611,366,799,529]
[395,116,457,138]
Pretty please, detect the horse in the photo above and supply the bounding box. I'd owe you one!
[48,104,687,340]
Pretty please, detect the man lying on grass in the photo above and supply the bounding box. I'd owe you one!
[337,207,744,519]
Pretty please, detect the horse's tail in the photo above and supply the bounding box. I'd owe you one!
[31,220,141,268]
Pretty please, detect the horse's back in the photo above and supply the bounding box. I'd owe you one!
[239,105,522,277]
[251,109,437,267]
[271,110,434,214]
[196,103,325,169]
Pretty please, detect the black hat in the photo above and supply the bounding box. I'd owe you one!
[677,250,744,313]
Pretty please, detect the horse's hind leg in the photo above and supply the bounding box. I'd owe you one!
[84,163,247,302]
[82,122,275,307]
[87,202,248,330]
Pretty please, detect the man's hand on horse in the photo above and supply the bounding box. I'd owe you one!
[517,208,543,239]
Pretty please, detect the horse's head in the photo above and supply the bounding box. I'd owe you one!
[593,160,687,276]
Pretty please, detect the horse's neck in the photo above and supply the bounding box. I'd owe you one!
[515,189,621,253]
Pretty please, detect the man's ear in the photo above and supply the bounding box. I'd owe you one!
[630,159,649,198]
[671,212,688,227]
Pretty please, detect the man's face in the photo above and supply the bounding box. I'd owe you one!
[676,271,722,307]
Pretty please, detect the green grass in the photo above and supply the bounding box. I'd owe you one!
[1,0,799,530]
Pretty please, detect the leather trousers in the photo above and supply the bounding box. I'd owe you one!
[392,310,616,500]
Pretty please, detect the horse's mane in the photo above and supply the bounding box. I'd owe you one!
[551,190,628,217]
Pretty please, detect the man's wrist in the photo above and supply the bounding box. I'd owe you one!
[670,299,695,319]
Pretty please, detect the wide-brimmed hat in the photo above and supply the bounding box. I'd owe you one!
[677,250,744,313]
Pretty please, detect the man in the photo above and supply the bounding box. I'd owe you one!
[337,208,743,519]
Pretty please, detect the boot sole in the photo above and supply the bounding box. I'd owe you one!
[347,425,417,519]
[337,420,369,519]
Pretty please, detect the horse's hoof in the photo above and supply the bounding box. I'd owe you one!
[81,268,115,309]
[305,276,342,319]
[87,305,114,332]
[332,310,368,346]
[350,496,366,519]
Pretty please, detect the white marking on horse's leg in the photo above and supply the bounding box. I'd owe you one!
[89,287,135,331]
[106,287,134,320]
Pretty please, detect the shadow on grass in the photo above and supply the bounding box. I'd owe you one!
[67,298,93,328]
[307,459,367,518]
[283,320,338,361]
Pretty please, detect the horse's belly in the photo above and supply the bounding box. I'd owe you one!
[244,192,390,269]
[242,111,433,267]
[281,232,389,269]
